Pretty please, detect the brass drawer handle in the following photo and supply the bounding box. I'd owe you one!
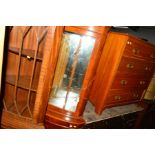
[120,80,128,85]
[140,81,145,85]
[150,53,155,59]
[145,66,151,71]
[132,48,140,55]
[126,63,134,69]
[114,95,121,100]
[127,41,132,45]
[133,93,139,98]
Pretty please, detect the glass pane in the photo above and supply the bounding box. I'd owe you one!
[48,32,95,112]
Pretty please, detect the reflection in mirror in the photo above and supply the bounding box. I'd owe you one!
[48,32,95,112]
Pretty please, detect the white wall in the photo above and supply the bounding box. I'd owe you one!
[111,27,155,44]
[0,27,5,94]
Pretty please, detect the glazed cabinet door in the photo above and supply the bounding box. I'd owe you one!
[1,26,56,128]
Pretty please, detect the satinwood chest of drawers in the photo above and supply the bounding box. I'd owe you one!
[89,32,155,114]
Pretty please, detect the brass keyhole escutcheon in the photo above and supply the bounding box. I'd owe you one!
[132,48,140,55]
[126,63,134,69]
[26,55,31,60]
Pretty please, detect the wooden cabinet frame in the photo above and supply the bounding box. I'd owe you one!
[43,26,110,128]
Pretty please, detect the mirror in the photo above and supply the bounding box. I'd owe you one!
[48,32,95,112]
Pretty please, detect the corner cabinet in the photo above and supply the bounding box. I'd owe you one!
[1,26,110,129]
[89,32,155,115]
[44,26,110,128]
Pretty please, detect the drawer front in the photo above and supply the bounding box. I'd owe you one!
[111,74,150,90]
[124,39,155,61]
[129,89,144,101]
[118,56,155,76]
[105,90,130,105]
[105,90,143,105]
